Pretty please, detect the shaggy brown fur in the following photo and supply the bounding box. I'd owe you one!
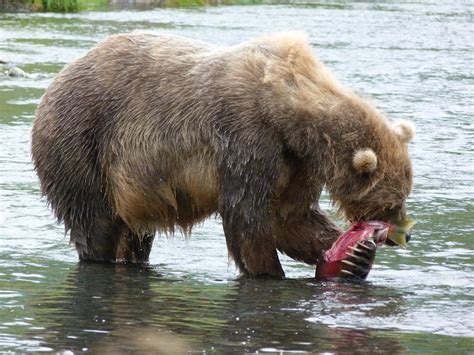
[32,32,414,277]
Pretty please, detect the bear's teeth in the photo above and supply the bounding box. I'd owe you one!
[341,260,357,267]
[345,252,362,260]
[348,245,364,253]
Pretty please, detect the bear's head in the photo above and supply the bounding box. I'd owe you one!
[330,119,415,238]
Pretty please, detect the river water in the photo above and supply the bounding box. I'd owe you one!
[0,1,473,352]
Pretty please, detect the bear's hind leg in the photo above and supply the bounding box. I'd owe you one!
[70,215,120,263]
[115,230,155,264]
[71,215,154,264]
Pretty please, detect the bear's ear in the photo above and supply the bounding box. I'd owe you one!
[353,149,378,174]
[392,119,415,144]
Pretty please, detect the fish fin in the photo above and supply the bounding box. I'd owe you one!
[399,219,416,232]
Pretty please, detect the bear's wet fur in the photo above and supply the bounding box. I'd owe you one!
[32,32,414,277]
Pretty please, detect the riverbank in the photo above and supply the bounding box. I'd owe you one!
[0,0,111,11]
[0,0,275,12]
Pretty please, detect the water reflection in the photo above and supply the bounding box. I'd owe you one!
[25,263,413,352]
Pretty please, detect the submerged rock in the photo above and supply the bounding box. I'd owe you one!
[7,66,26,78]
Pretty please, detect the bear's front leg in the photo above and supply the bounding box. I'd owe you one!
[275,206,343,265]
[217,130,287,277]
[218,167,284,277]
[221,212,284,278]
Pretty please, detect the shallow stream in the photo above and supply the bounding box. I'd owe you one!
[1,1,473,352]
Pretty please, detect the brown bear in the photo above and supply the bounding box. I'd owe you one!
[31,32,415,277]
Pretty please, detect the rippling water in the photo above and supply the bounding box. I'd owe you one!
[1,1,473,352]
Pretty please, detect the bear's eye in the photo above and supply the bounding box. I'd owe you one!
[385,206,402,221]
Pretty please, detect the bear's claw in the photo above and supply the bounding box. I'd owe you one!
[340,240,377,280]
